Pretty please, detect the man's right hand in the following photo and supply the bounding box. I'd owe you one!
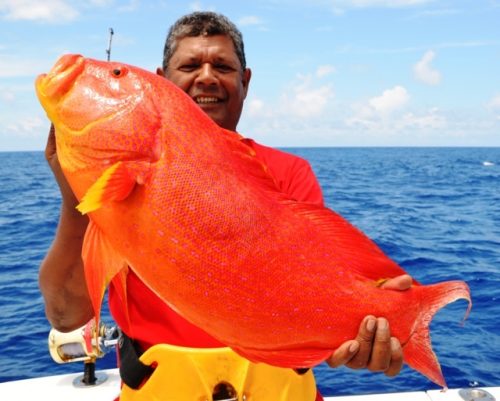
[45,124,80,207]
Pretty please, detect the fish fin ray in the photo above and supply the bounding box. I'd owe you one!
[77,161,151,214]
[110,266,132,334]
[220,134,283,194]
[290,203,412,281]
[82,220,128,320]
[222,133,412,283]
[230,345,332,369]
[404,281,471,388]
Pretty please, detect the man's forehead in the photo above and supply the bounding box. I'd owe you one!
[174,35,237,59]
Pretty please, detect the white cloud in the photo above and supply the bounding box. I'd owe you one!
[369,85,410,115]
[316,65,336,78]
[0,0,78,22]
[1,89,15,102]
[5,115,45,136]
[335,0,434,7]
[346,99,447,140]
[487,94,500,111]
[247,98,265,117]
[238,15,263,26]
[88,0,114,6]
[321,0,436,16]
[189,2,214,12]
[239,69,336,144]
[397,108,447,130]
[414,50,441,85]
[0,55,49,77]
[281,74,334,118]
[321,0,435,13]
[346,85,412,129]
[118,0,140,12]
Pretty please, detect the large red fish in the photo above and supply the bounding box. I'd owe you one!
[35,54,471,388]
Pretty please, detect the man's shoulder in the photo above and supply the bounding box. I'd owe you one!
[240,138,324,205]
[241,138,310,168]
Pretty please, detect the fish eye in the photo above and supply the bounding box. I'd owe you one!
[110,66,127,78]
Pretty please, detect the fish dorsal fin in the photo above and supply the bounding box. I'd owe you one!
[220,132,410,282]
[77,161,151,214]
[219,131,282,195]
[82,220,128,321]
[289,202,411,282]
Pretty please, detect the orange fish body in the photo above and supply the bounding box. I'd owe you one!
[36,54,471,388]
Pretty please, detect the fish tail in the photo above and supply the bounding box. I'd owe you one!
[403,280,471,388]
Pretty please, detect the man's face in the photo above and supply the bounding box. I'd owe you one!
[161,35,251,131]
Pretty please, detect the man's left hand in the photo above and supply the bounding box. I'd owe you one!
[325,274,412,377]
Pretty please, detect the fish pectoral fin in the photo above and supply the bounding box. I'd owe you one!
[77,161,150,214]
[82,220,128,320]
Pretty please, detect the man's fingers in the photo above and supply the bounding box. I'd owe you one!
[384,337,404,377]
[367,317,392,372]
[380,274,412,291]
[344,315,376,369]
[326,340,359,368]
[45,124,57,162]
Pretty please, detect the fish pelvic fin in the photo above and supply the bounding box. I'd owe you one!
[77,161,151,214]
[404,280,471,388]
[82,220,128,323]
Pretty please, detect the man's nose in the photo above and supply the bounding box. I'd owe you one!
[195,63,219,86]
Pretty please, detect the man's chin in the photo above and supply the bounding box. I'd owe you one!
[199,108,225,126]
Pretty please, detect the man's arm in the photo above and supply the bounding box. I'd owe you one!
[38,125,94,332]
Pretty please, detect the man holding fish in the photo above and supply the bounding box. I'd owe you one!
[39,11,413,400]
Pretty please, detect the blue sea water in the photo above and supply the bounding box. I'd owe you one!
[0,148,499,396]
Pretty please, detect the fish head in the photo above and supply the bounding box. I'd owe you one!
[35,54,162,197]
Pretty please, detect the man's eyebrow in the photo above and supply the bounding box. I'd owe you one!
[213,56,239,65]
[178,56,200,63]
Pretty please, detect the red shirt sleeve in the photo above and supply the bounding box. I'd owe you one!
[242,138,324,206]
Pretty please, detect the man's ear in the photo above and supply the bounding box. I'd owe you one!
[156,67,165,77]
[242,68,252,98]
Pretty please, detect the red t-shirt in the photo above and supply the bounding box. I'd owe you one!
[108,138,324,350]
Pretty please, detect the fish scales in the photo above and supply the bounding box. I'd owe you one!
[35,54,471,388]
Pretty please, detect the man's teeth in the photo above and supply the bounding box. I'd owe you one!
[196,97,219,104]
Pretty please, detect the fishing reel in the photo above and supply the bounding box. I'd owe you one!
[48,319,119,386]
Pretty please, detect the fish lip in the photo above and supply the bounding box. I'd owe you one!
[36,54,85,99]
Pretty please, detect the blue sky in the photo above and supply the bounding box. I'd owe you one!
[0,0,499,150]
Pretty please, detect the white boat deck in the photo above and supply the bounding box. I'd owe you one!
[0,368,497,401]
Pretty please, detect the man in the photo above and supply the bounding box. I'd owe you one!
[40,11,411,399]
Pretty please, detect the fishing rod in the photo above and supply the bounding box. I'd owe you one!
[106,27,114,61]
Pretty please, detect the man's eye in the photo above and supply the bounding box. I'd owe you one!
[215,64,233,72]
[179,64,199,72]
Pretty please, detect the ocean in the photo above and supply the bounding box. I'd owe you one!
[0,147,499,396]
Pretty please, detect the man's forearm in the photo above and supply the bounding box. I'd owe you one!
[39,204,94,332]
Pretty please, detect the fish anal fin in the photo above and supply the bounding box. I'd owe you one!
[82,220,128,322]
[77,161,151,214]
[231,345,332,370]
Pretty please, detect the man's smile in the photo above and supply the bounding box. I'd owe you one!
[195,96,221,104]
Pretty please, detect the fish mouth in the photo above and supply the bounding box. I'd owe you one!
[36,54,84,100]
